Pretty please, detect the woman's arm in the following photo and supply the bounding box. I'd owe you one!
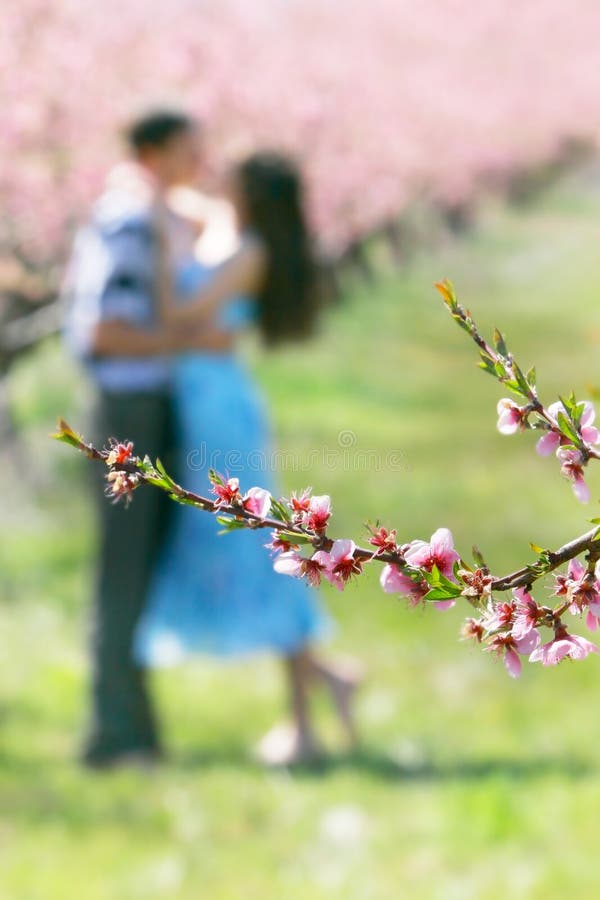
[160,238,267,328]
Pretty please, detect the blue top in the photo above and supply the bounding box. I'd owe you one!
[175,257,255,333]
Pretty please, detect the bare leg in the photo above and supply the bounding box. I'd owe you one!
[302,650,363,748]
[285,652,315,746]
[255,650,322,766]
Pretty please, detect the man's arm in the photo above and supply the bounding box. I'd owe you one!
[90,320,234,356]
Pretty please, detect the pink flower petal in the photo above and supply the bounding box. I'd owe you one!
[380,564,414,595]
[581,401,596,428]
[403,540,430,568]
[548,639,572,665]
[582,425,600,446]
[572,475,590,504]
[311,550,332,569]
[273,552,303,577]
[504,648,522,678]
[547,401,563,421]
[330,538,355,564]
[434,599,456,611]
[244,487,271,518]
[536,431,560,456]
[515,628,540,654]
[568,558,585,581]
[497,409,519,435]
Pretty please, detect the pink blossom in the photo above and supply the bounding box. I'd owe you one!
[486,629,540,678]
[288,489,312,521]
[557,448,590,503]
[106,439,134,467]
[273,550,329,587]
[496,399,527,435]
[579,401,600,445]
[459,568,493,602]
[553,558,600,615]
[586,610,600,632]
[368,526,398,556]
[529,626,598,666]
[243,487,271,519]
[105,470,139,505]
[326,539,363,590]
[511,588,543,640]
[304,495,332,532]
[303,555,330,587]
[380,563,429,606]
[536,430,561,456]
[553,558,584,598]
[273,551,304,577]
[461,617,485,642]
[537,401,600,456]
[273,550,328,587]
[404,528,459,579]
[212,477,241,507]
[311,539,362,591]
[482,599,516,633]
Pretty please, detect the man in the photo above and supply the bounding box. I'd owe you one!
[65,109,229,768]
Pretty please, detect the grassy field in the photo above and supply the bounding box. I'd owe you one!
[3,167,600,899]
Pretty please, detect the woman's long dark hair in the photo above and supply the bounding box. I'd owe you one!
[236,152,319,345]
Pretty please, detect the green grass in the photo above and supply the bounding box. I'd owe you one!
[3,166,600,898]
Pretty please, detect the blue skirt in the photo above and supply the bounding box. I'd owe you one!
[134,353,330,666]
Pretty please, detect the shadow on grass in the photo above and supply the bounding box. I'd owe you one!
[175,744,594,782]
[0,741,593,786]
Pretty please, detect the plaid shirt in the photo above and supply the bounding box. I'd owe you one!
[64,189,170,392]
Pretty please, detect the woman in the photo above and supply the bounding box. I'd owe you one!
[134,153,361,765]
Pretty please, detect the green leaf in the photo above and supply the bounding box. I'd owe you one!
[421,565,462,595]
[51,418,83,449]
[270,497,293,523]
[478,353,496,377]
[423,585,461,602]
[572,401,585,429]
[558,395,575,417]
[154,458,178,490]
[557,411,578,444]
[493,328,508,357]
[279,531,313,545]
[512,363,532,397]
[472,545,488,569]
[494,360,507,380]
[216,515,247,534]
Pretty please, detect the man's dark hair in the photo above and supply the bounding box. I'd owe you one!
[126,109,195,153]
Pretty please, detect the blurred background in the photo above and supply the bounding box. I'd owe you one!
[3,1,600,897]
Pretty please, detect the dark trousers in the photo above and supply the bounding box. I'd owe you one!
[84,390,173,761]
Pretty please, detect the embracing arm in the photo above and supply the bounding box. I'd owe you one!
[91,321,234,357]
[157,238,266,328]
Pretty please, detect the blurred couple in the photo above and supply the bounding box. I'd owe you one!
[66,109,361,770]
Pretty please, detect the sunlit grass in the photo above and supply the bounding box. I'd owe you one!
[3,168,600,897]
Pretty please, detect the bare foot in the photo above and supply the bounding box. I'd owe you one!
[254,723,324,767]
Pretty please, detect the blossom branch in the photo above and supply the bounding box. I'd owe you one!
[435,279,600,502]
[54,404,600,679]
[50,279,600,678]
